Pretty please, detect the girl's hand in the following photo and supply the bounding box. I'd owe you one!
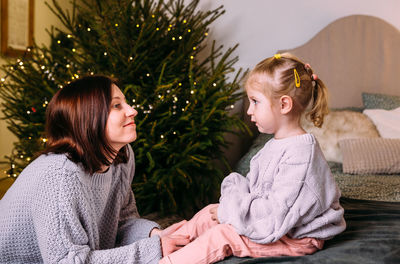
[160,235,190,256]
[209,205,220,223]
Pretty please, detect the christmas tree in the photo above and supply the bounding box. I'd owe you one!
[0,0,249,216]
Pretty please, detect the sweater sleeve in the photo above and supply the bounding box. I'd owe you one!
[218,148,321,244]
[117,145,161,245]
[30,154,162,264]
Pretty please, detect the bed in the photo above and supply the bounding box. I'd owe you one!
[218,15,400,263]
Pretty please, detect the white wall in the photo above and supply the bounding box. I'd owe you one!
[197,0,400,71]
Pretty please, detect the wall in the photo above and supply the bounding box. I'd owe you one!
[197,0,400,72]
[1,0,399,164]
[0,0,73,163]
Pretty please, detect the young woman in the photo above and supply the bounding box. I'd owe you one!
[0,75,189,263]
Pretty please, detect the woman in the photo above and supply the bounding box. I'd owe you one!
[0,75,189,263]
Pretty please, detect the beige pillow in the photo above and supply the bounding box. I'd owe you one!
[301,110,380,163]
[339,138,400,174]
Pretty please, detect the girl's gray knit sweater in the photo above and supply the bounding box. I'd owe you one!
[218,133,346,244]
[0,145,162,263]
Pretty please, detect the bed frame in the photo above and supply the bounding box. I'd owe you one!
[279,15,400,108]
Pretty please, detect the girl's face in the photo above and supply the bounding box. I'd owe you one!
[246,87,278,134]
[105,84,138,151]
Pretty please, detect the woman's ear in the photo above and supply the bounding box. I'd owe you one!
[279,95,293,114]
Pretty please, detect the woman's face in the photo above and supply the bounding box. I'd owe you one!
[105,84,138,151]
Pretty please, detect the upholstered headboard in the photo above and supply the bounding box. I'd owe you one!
[280,15,400,108]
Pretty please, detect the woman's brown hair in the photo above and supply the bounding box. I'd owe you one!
[42,75,129,174]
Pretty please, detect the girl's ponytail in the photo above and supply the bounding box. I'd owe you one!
[306,77,329,128]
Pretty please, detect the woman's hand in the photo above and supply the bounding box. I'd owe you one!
[150,227,162,237]
[160,235,190,256]
[209,204,219,223]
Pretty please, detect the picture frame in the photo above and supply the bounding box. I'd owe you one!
[1,0,34,57]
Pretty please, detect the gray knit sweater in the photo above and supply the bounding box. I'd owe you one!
[218,133,346,244]
[0,145,162,263]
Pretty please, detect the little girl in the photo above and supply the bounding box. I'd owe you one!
[156,53,346,264]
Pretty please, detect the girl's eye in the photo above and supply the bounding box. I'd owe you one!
[113,103,121,109]
[252,99,258,105]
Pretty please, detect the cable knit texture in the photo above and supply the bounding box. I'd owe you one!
[0,145,162,264]
[218,133,346,244]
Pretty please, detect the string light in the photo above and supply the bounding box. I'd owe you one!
[67,34,72,38]
[87,27,91,31]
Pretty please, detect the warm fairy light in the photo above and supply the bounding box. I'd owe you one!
[72,48,76,52]
[136,24,140,28]
[115,23,119,27]
[129,57,133,60]
[172,37,175,41]
[190,56,194,59]
[183,20,187,23]
[104,52,107,56]
[156,28,159,31]
[87,28,91,31]
[213,83,216,87]
[42,138,47,143]
[19,62,23,66]
[66,64,70,68]
[193,47,196,50]
[41,66,45,70]
[1,78,5,82]
[160,135,164,139]
[67,34,72,38]
[57,40,61,44]
[188,29,191,32]
[205,32,208,36]
[146,73,150,77]
[178,83,182,86]
[179,36,182,40]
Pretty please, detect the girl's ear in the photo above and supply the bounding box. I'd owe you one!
[279,95,293,114]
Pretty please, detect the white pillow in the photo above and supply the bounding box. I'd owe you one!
[363,107,400,138]
[301,110,380,163]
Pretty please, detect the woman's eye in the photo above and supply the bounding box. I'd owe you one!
[252,99,258,105]
[113,103,121,109]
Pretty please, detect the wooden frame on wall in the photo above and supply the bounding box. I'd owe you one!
[1,0,34,57]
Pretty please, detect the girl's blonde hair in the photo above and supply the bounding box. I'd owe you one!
[245,53,329,128]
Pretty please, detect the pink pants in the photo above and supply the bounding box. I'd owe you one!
[159,204,324,264]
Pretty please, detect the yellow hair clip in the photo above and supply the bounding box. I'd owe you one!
[294,69,300,88]
[274,54,281,59]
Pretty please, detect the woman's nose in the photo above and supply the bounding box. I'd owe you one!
[126,105,138,117]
